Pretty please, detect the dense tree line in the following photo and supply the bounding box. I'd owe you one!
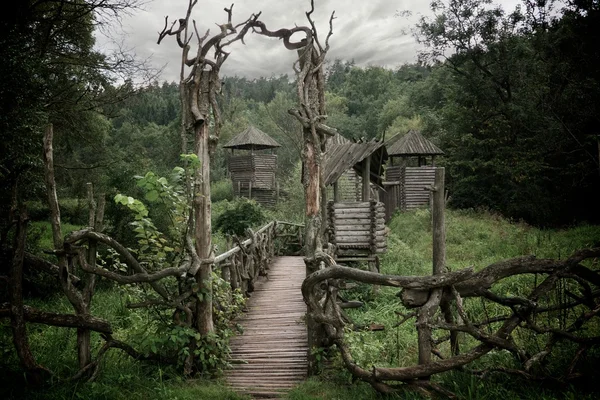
[2,0,598,240]
[320,0,600,226]
[414,0,600,225]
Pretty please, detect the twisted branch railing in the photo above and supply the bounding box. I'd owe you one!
[301,249,600,396]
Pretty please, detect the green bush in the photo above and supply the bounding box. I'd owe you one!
[214,199,266,237]
[271,162,305,223]
[26,198,88,224]
[211,179,234,202]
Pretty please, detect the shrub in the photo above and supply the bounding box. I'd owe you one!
[214,199,266,237]
[25,198,87,224]
[211,179,233,202]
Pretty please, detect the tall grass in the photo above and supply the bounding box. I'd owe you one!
[0,288,248,400]
[338,208,600,397]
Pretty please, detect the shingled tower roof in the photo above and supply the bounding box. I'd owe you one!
[385,130,444,157]
[223,125,281,151]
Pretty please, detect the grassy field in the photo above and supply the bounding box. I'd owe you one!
[340,208,600,398]
[1,208,599,399]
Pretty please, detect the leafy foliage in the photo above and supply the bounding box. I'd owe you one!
[413,0,600,225]
[214,199,267,237]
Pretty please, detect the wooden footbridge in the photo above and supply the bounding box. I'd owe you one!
[215,214,383,397]
[213,223,308,398]
[225,256,307,398]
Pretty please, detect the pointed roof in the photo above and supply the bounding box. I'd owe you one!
[222,125,281,150]
[385,130,444,157]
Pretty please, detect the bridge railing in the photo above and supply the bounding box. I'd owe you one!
[213,221,304,295]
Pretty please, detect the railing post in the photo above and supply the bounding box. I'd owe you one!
[221,262,231,284]
[432,168,446,275]
[417,167,445,374]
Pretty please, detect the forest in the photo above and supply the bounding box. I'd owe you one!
[1,0,599,399]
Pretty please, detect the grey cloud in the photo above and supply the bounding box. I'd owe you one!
[95,0,435,81]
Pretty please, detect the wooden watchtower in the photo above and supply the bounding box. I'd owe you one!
[223,125,281,207]
[381,130,444,220]
[322,134,388,266]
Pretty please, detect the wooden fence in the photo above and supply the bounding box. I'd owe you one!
[214,221,304,294]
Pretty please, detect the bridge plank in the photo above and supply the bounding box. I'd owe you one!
[226,256,307,398]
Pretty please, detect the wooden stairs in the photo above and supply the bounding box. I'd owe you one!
[226,256,308,398]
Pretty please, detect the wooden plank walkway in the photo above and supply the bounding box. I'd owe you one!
[226,256,307,398]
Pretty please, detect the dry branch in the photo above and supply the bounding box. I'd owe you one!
[301,246,600,393]
[0,304,112,333]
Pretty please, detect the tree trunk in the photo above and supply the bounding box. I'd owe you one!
[10,207,48,385]
[43,124,91,371]
[194,113,214,336]
[417,168,446,376]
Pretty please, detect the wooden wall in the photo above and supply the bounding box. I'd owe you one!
[327,201,387,258]
[229,154,277,190]
[326,169,362,202]
[229,154,278,207]
[381,166,436,220]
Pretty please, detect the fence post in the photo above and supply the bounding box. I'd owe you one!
[432,168,445,275]
[417,167,445,371]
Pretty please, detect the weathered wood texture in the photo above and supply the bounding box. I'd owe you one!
[215,222,276,296]
[327,169,362,202]
[381,166,436,220]
[229,154,277,190]
[226,256,307,398]
[229,154,278,207]
[328,201,387,258]
[322,136,387,188]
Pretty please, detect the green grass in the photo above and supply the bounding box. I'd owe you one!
[384,208,600,276]
[27,221,83,256]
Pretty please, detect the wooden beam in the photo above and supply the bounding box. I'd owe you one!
[362,155,371,201]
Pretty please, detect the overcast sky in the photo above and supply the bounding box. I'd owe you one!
[96,0,520,81]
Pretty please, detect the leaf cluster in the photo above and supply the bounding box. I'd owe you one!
[214,199,266,237]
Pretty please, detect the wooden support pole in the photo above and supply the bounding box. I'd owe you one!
[417,167,445,375]
[333,181,340,202]
[432,168,445,276]
[362,155,371,202]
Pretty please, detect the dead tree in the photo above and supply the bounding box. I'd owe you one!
[8,207,51,385]
[157,1,262,337]
[246,1,337,372]
[41,124,111,377]
[250,2,337,272]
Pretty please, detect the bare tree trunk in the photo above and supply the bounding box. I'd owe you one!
[43,124,91,371]
[194,119,214,335]
[303,129,323,265]
[417,168,446,375]
[10,207,49,385]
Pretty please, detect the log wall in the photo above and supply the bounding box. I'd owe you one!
[327,201,387,258]
[229,154,277,190]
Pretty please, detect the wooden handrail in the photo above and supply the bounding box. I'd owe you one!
[212,220,304,295]
[214,221,274,263]
[274,221,304,228]
[213,220,304,264]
